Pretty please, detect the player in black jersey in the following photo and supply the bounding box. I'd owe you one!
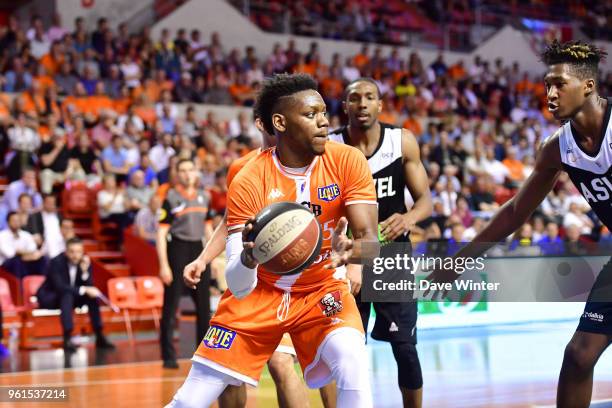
[428,40,609,407]
[332,78,432,408]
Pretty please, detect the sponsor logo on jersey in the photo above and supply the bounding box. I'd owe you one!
[202,326,237,349]
[583,312,604,323]
[268,188,284,199]
[317,183,341,202]
[318,290,343,317]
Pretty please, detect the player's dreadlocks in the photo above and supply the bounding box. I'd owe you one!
[254,73,318,135]
[541,40,607,80]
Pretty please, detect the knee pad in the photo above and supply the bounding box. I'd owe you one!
[321,328,370,391]
[391,342,423,390]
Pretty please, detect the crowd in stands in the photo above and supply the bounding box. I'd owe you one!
[0,13,611,281]
[237,0,612,48]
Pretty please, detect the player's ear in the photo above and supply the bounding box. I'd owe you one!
[272,113,286,133]
[584,77,595,97]
[377,98,382,114]
[342,100,348,115]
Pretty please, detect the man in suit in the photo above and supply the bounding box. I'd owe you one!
[36,237,115,351]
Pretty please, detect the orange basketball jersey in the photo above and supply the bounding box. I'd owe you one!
[226,148,261,187]
[226,141,377,293]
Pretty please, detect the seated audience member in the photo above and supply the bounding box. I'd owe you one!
[18,193,44,247]
[537,221,564,256]
[36,237,115,351]
[38,194,64,258]
[134,195,161,244]
[126,170,154,218]
[129,154,158,188]
[68,133,102,186]
[101,135,133,182]
[0,169,43,229]
[39,132,71,194]
[97,174,130,240]
[0,212,46,277]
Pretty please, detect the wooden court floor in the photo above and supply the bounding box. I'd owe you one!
[2,321,612,407]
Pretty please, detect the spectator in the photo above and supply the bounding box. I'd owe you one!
[482,146,509,185]
[36,237,115,351]
[38,194,64,258]
[4,57,32,92]
[17,193,43,247]
[0,211,46,277]
[6,113,40,181]
[134,195,161,244]
[126,169,154,216]
[538,221,564,256]
[509,223,540,255]
[54,61,79,96]
[149,133,176,174]
[564,224,588,256]
[452,195,473,228]
[470,176,499,213]
[462,217,485,241]
[68,133,102,184]
[39,132,71,194]
[502,146,525,186]
[563,202,594,235]
[101,135,133,180]
[0,169,42,229]
[97,174,130,242]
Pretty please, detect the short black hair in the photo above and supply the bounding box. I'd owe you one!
[66,237,83,247]
[344,77,382,99]
[541,40,607,80]
[6,211,17,223]
[253,73,318,135]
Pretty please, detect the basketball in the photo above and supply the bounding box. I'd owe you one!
[247,201,323,275]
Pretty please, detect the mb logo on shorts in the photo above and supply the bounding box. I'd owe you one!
[319,290,343,317]
[202,326,237,350]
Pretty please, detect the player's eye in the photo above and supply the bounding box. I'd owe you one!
[305,112,315,118]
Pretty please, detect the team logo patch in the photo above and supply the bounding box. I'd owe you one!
[318,290,343,317]
[202,326,237,349]
[317,184,340,202]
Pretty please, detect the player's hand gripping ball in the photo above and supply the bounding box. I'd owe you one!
[246,202,323,275]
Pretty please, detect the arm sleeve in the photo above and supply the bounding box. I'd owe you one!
[342,148,378,206]
[224,232,257,299]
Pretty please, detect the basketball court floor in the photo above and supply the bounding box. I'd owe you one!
[2,317,612,407]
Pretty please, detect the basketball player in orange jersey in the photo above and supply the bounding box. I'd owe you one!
[184,117,337,407]
[167,73,379,407]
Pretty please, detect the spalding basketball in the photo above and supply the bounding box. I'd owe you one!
[247,202,323,275]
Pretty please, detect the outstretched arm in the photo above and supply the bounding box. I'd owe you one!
[456,136,562,258]
[184,213,228,289]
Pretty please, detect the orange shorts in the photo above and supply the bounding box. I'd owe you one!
[192,279,363,386]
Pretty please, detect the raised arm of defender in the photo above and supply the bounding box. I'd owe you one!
[428,135,563,285]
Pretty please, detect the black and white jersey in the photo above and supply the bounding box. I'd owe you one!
[330,123,409,242]
[558,97,612,229]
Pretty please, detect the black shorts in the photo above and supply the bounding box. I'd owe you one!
[577,257,612,334]
[357,294,418,344]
